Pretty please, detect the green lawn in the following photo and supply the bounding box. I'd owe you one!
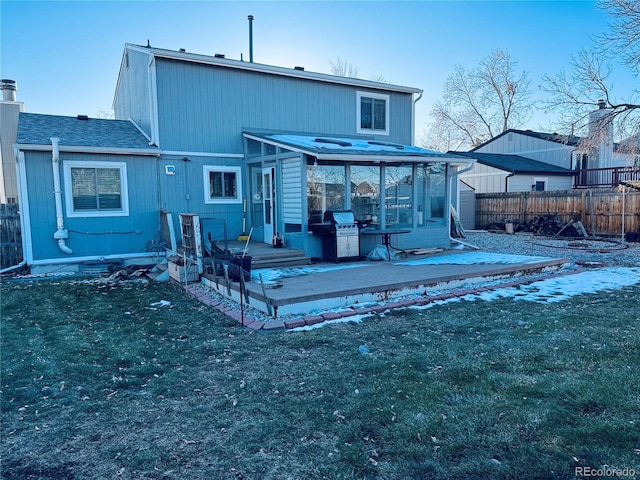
[1,277,639,479]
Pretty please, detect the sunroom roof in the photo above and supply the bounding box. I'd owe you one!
[243,132,470,164]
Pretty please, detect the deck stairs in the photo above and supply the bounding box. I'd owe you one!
[147,242,311,281]
[226,241,311,270]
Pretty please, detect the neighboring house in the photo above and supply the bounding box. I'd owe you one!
[0,79,24,204]
[14,43,472,273]
[469,128,580,171]
[460,105,639,193]
[453,152,576,193]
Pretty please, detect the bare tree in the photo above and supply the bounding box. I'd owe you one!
[330,57,359,78]
[421,49,533,151]
[95,109,115,119]
[542,0,639,156]
[418,106,472,152]
[597,0,640,74]
[329,58,389,83]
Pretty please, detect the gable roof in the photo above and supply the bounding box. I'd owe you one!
[246,131,471,164]
[121,43,423,96]
[16,113,158,154]
[452,151,576,175]
[471,128,582,151]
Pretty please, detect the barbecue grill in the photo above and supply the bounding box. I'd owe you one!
[310,210,360,261]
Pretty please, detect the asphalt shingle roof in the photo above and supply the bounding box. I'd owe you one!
[452,152,576,175]
[471,129,582,151]
[16,113,156,150]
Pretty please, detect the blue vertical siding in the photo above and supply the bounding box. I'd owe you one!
[157,155,245,238]
[24,150,160,261]
[154,59,415,153]
[114,49,152,138]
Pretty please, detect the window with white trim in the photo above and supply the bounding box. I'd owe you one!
[357,91,389,135]
[64,161,129,217]
[204,166,243,204]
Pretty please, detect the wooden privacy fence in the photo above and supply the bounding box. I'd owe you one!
[1,203,23,269]
[476,188,640,237]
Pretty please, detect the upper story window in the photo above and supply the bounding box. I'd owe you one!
[204,166,243,204]
[64,161,129,217]
[357,91,389,135]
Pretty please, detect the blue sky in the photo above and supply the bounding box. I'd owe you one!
[1,0,636,139]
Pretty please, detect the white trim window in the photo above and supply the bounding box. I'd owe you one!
[357,91,389,135]
[204,166,243,204]
[64,161,129,217]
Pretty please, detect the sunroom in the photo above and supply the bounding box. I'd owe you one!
[242,131,473,259]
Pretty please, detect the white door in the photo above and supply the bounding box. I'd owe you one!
[262,167,275,244]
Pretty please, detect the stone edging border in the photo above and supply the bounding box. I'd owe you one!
[183,268,585,332]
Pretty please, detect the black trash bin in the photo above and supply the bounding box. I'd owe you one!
[228,255,252,282]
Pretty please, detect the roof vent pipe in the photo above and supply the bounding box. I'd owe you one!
[1,79,17,102]
[248,15,254,62]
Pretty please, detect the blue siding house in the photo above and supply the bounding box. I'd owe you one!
[15,43,472,273]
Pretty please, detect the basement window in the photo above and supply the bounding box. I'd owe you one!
[64,161,129,217]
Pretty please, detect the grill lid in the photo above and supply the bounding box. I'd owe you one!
[323,210,356,224]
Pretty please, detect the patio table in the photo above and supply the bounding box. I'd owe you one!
[361,228,411,260]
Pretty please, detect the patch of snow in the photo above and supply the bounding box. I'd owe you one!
[268,134,442,155]
[409,267,640,307]
[150,300,172,307]
[483,267,640,303]
[288,314,366,332]
[396,252,556,266]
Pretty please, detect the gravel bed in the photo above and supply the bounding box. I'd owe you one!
[463,231,640,268]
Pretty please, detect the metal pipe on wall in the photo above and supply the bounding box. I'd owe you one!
[51,137,73,254]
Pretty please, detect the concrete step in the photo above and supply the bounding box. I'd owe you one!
[146,262,169,281]
[251,256,312,269]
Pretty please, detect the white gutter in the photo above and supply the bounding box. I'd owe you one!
[161,150,244,159]
[126,43,423,95]
[15,143,159,156]
[448,161,480,250]
[51,137,72,254]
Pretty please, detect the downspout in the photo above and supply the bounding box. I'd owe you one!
[505,172,514,192]
[448,161,480,250]
[51,137,73,254]
[411,91,423,146]
[0,148,29,273]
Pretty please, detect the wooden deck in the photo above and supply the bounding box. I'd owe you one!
[200,247,569,318]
